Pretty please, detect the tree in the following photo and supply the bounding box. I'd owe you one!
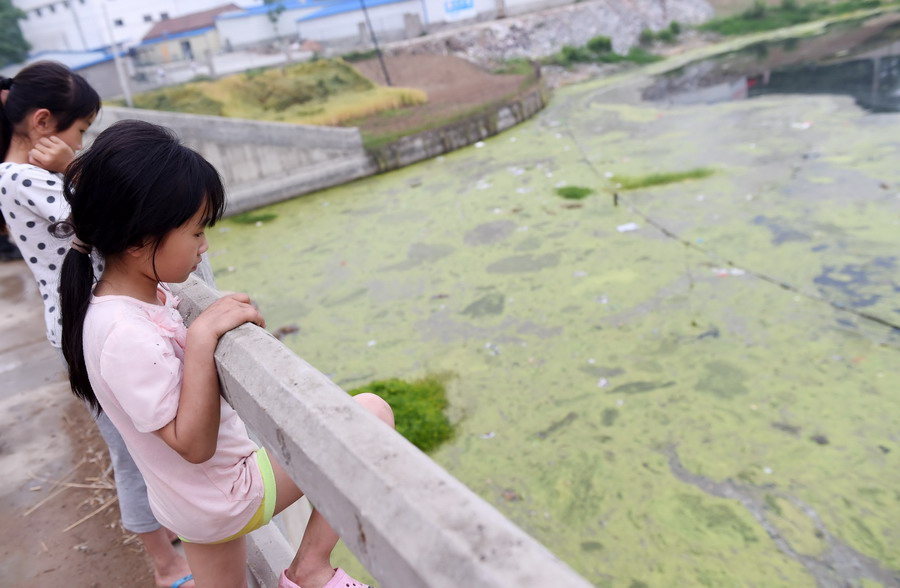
[0,0,29,67]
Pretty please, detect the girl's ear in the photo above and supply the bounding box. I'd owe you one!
[31,109,53,135]
[126,244,147,258]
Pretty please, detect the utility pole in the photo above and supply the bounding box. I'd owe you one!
[100,0,133,107]
[359,0,392,86]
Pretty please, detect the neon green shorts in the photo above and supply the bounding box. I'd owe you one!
[179,448,277,544]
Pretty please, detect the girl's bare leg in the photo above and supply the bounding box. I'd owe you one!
[273,393,394,588]
[137,527,194,587]
[182,537,248,588]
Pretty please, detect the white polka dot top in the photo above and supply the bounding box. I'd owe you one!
[0,162,103,348]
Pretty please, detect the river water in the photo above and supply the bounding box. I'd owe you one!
[208,16,900,587]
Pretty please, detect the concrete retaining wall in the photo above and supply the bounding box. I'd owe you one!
[368,72,546,172]
[93,69,546,215]
[172,276,594,588]
[92,107,370,214]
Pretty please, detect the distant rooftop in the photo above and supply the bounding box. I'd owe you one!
[296,0,408,22]
[143,4,242,41]
[217,0,328,20]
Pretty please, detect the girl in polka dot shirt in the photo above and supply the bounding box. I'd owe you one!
[0,61,197,588]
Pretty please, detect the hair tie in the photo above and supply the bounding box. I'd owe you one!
[71,237,92,255]
[0,78,11,91]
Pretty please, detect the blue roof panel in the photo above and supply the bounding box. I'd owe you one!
[297,0,409,22]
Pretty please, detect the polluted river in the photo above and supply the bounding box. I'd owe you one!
[208,13,900,588]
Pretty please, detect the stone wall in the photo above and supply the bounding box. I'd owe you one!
[368,69,547,172]
[388,0,715,68]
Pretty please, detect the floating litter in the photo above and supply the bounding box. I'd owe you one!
[617,222,640,232]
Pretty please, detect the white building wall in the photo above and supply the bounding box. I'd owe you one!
[420,0,487,24]
[12,0,256,53]
[216,6,319,49]
[298,1,419,44]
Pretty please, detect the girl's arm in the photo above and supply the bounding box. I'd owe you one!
[155,293,264,464]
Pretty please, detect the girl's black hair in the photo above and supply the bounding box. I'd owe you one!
[55,120,226,412]
[0,60,100,161]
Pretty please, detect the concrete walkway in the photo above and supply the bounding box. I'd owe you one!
[0,259,154,587]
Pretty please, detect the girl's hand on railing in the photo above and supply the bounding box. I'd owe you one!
[191,293,266,342]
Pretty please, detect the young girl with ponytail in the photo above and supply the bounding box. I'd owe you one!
[0,61,195,588]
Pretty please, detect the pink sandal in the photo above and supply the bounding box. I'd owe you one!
[278,568,373,588]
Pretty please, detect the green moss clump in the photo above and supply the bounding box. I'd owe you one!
[617,168,714,190]
[349,377,454,453]
[556,186,595,199]
[230,212,278,224]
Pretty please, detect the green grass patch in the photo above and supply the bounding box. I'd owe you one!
[699,0,883,36]
[617,168,715,190]
[340,49,379,63]
[493,57,535,76]
[230,211,279,224]
[640,21,683,45]
[543,35,662,68]
[556,185,595,199]
[349,377,455,453]
[123,59,426,126]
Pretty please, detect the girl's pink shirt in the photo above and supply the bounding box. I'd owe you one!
[82,287,263,543]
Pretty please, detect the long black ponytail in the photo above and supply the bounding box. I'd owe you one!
[0,61,99,161]
[55,120,226,412]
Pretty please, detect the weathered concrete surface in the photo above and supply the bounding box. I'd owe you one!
[91,107,370,216]
[0,260,158,587]
[207,49,900,587]
[171,276,595,588]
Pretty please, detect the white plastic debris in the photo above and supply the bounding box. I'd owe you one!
[598,378,609,388]
[617,222,640,232]
[480,431,496,439]
[367,340,377,347]
[475,141,485,148]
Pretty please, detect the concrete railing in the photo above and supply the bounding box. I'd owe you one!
[172,275,594,588]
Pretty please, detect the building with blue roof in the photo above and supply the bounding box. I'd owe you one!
[215,0,424,52]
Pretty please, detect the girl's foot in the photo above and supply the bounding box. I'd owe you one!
[156,563,195,588]
[280,567,372,588]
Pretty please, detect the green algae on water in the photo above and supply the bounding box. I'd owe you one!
[555,185,595,199]
[348,377,455,453]
[617,168,714,190]
[230,211,279,224]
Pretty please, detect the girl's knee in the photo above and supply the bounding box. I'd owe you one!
[353,393,395,428]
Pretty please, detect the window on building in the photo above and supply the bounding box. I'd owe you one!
[160,12,169,20]
[114,18,124,26]
[143,14,152,22]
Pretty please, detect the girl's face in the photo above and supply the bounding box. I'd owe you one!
[148,206,210,284]
[50,113,96,152]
